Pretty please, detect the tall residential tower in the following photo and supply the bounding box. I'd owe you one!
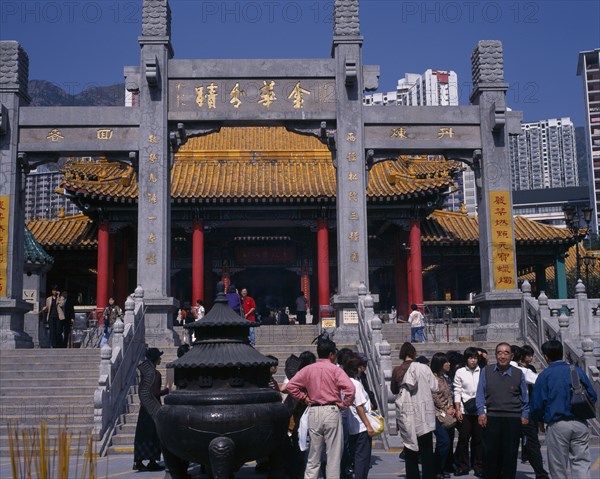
[578,48,600,233]
[509,118,579,191]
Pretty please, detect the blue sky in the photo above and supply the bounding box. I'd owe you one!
[1,0,599,125]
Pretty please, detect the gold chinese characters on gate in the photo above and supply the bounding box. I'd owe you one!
[489,191,516,289]
[390,127,456,140]
[175,80,316,110]
[0,196,8,296]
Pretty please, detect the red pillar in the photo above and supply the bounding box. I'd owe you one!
[192,220,205,304]
[97,220,110,318]
[409,218,424,308]
[114,234,129,307]
[108,234,115,300]
[317,219,330,318]
[407,248,413,313]
[394,232,409,321]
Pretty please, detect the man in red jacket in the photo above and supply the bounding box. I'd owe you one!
[241,288,257,346]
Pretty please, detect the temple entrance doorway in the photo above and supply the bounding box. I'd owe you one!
[231,267,299,321]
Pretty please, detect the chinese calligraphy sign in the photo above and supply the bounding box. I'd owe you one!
[489,191,516,290]
[0,196,9,296]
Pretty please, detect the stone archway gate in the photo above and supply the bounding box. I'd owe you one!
[0,0,523,348]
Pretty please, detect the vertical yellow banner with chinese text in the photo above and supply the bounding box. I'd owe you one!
[489,191,516,290]
[0,196,9,297]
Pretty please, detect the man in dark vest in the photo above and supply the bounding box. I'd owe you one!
[475,342,529,479]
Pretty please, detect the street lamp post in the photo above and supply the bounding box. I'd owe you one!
[563,205,582,281]
[583,255,595,288]
[563,204,594,283]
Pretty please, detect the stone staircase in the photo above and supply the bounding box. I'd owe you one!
[107,325,355,455]
[0,348,100,457]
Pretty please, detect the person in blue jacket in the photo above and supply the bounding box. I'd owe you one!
[530,340,597,479]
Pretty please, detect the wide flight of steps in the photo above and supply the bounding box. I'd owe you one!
[0,348,100,457]
[107,324,352,455]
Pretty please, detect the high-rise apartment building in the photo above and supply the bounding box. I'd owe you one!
[25,166,81,220]
[364,70,476,214]
[364,69,459,106]
[509,118,579,191]
[578,48,600,233]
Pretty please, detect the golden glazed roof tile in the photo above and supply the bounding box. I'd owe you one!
[61,127,460,202]
[26,214,97,250]
[423,211,574,245]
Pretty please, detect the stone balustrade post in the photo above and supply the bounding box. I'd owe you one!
[537,291,549,318]
[575,280,592,337]
[134,284,144,306]
[537,291,549,345]
[558,312,570,342]
[358,282,368,326]
[520,280,531,339]
[364,292,375,344]
[582,337,595,372]
[124,294,135,328]
[99,343,112,379]
[370,312,383,346]
[94,344,112,438]
[113,316,125,353]
[378,339,395,434]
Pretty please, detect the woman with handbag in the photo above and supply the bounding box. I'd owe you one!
[452,347,483,477]
[344,353,376,479]
[391,342,438,479]
[431,353,456,479]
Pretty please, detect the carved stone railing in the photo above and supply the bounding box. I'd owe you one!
[521,280,600,434]
[356,283,395,449]
[93,286,146,455]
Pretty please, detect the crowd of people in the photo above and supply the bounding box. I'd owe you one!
[176,288,312,329]
[40,284,126,349]
[391,340,597,479]
[130,323,597,479]
[40,283,598,479]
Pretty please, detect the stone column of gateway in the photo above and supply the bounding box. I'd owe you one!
[331,0,370,330]
[470,40,525,341]
[0,42,34,348]
[136,0,179,346]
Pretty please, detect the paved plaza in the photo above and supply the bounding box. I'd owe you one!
[2,443,598,479]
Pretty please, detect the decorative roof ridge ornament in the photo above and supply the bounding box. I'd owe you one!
[333,0,360,37]
[141,0,171,38]
[0,41,30,102]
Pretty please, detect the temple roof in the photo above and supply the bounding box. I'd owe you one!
[26,214,97,250]
[422,210,573,246]
[61,127,460,203]
[24,227,54,265]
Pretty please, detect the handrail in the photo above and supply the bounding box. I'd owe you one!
[521,280,600,435]
[356,283,395,449]
[93,286,146,455]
